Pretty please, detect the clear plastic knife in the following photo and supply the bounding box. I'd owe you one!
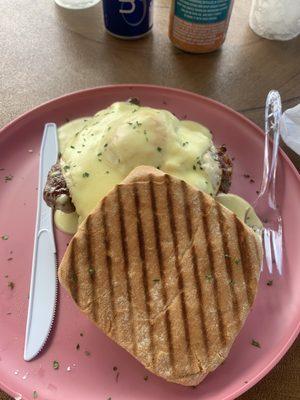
[24,123,58,361]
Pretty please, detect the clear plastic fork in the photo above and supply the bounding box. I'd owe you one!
[245,90,283,275]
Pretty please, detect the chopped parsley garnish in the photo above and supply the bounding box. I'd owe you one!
[104,143,108,148]
[251,339,261,348]
[89,268,95,276]
[144,375,148,381]
[192,165,196,170]
[4,175,13,182]
[205,274,213,282]
[107,126,111,131]
[97,152,102,156]
[8,281,14,290]
[132,109,138,113]
[127,122,133,126]
[229,280,235,286]
[157,147,162,152]
[82,172,90,178]
[53,360,60,370]
[153,278,160,283]
[70,145,75,149]
[76,344,80,350]
[63,165,70,171]
[106,171,110,174]
[85,350,91,356]
[266,280,273,286]
[182,142,189,147]
[234,258,241,265]
[33,390,38,398]
[1,234,8,240]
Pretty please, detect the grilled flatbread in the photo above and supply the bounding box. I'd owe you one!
[58,166,262,386]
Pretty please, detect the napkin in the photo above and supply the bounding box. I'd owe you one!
[280,104,300,155]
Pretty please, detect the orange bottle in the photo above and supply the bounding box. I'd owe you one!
[169,0,234,53]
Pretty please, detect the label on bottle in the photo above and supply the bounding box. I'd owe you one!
[171,0,233,49]
[174,0,232,24]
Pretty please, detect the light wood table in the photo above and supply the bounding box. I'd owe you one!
[1,0,299,399]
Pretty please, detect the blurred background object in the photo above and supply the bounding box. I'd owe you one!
[54,0,100,10]
[249,0,300,40]
[102,0,153,39]
[168,0,235,53]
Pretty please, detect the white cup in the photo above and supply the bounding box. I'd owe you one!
[54,0,101,10]
[249,0,300,40]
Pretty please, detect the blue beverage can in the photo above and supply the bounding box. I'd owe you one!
[102,0,154,39]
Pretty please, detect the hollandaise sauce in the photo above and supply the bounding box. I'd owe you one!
[55,101,222,233]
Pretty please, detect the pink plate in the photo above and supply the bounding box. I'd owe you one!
[0,85,299,400]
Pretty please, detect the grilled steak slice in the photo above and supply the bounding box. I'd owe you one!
[43,163,75,213]
[217,145,233,194]
[58,166,261,386]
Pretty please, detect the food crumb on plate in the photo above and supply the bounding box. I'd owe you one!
[251,339,261,348]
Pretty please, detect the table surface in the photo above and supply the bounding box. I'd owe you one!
[1,0,299,399]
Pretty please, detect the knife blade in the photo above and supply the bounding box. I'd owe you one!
[24,123,58,361]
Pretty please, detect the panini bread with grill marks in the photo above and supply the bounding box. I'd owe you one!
[58,166,262,386]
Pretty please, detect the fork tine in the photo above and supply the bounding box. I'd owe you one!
[263,229,273,274]
[271,229,283,275]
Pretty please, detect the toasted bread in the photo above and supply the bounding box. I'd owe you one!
[58,166,262,386]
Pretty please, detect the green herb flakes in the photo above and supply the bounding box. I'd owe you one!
[157,147,162,152]
[8,281,14,290]
[70,145,75,149]
[53,360,60,370]
[1,235,8,240]
[144,375,149,381]
[153,278,160,283]
[234,258,241,265]
[192,165,196,170]
[104,143,108,148]
[205,274,213,282]
[4,175,13,182]
[266,280,273,286]
[33,390,38,399]
[76,343,80,350]
[85,350,91,356]
[89,268,95,276]
[82,172,90,178]
[63,165,70,171]
[251,339,261,348]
